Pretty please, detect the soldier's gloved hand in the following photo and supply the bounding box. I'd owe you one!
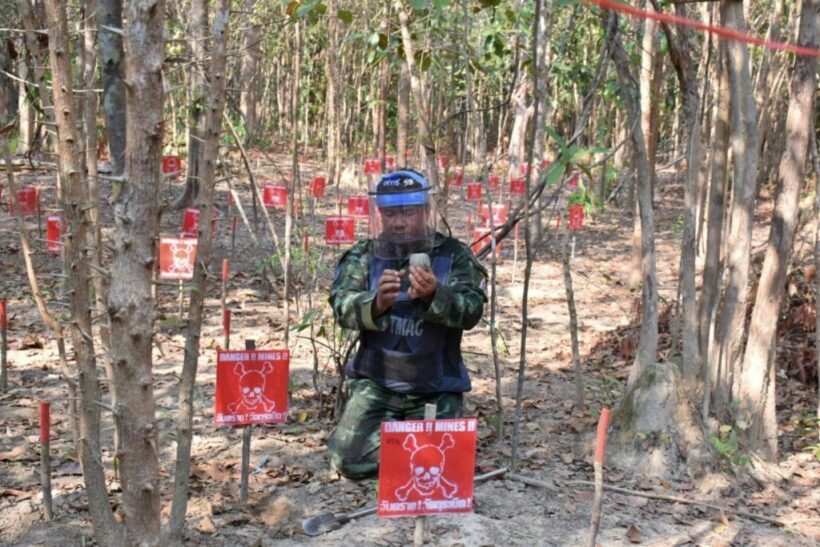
[407,265,437,305]
[373,268,404,317]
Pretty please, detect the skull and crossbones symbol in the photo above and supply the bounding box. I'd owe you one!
[168,240,196,275]
[394,433,458,501]
[227,362,276,413]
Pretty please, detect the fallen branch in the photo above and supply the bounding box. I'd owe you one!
[567,479,798,531]
[506,472,811,534]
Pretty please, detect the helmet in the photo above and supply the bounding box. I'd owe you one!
[368,169,436,259]
[373,170,431,208]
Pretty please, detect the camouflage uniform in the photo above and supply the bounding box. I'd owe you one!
[328,232,487,479]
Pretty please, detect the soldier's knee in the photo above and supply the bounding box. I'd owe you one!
[329,449,378,480]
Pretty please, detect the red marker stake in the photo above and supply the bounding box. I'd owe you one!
[1,299,7,391]
[588,408,611,547]
[40,401,53,519]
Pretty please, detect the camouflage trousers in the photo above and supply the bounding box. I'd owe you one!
[327,378,463,479]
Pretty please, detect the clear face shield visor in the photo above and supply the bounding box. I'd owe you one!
[369,179,436,260]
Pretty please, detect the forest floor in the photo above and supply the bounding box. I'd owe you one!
[0,155,817,546]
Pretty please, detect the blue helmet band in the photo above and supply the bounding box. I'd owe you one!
[372,170,431,208]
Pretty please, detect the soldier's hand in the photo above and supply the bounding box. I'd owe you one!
[407,265,437,305]
[373,268,404,317]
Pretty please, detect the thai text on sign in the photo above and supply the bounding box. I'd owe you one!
[377,418,477,518]
[214,349,290,426]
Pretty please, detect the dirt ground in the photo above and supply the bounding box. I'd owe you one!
[0,157,817,546]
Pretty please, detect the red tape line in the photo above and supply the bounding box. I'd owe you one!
[588,0,820,58]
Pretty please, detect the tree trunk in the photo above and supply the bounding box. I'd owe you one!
[652,0,703,382]
[630,8,658,290]
[16,0,56,159]
[736,0,817,460]
[42,0,121,543]
[606,17,658,386]
[395,0,439,190]
[711,0,759,421]
[97,0,126,178]
[15,51,34,155]
[168,2,231,540]
[397,60,410,166]
[700,45,731,415]
[176,0,209,209]
[325,0,341,187]
[239,0,260,143]
[107,0,167,542]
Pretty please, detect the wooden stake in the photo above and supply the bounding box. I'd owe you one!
[221,259,229,349]
[39,401,53,519]
[414,403,437,546]
[587,408,610,547]
[240,339,255,503]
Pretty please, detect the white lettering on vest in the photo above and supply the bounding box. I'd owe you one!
[389,316,424,337]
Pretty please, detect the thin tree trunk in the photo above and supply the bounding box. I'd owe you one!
[652,0,703,383]
[239,0,261,143]
[15,52,33,155]
[16,0,56,158]
[42,0,121,543]
[176,0,209,209]
[284,21,301,348]
[395,0,439,190]
[107,0,167,542]
[510,0,542,473]
[606,10,658,383]
[701,45,730,416]
[168,2,231,539]
[397,60,410,166]
[325,0,341,187]
[712,0,759,419]
[736,0,817,460]
[97,0,126,178]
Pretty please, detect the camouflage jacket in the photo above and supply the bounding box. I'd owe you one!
[330,232,488,333]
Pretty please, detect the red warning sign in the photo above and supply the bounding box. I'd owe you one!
[46,215,62,252]
[325,216,355,245]
[447,172,463,188]
[568,203,585,231]
[347,195,369,218]
[377,418,477,518]
[12,186,39,215]
[509,177,526,196]
[465,182,482,202]
[214,349,289,426]
[310,176,326,198]
[162,155,182,177]
[263,185,288,208]
[487,175,500,191]
[364,159,381,175]
[158,236,198,280]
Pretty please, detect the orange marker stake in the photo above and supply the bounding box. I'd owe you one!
[40,401,53,519]
[588,408,611,547]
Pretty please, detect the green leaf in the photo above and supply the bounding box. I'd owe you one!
[410,0,429,10]
[378,32,389,50]
[432,0,450,7]
[556,0,579,6]
[338,9,353,24]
